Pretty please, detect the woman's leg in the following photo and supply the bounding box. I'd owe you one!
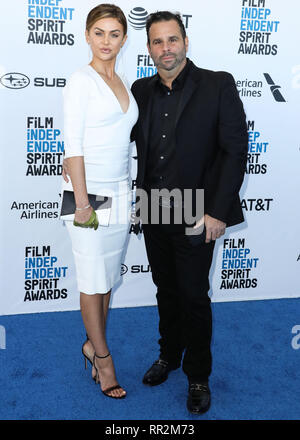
[83,290,111,357]
[80,291,125,398]
[103,290,111,327]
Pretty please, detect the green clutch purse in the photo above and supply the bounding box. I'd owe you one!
[60,190,112,226]
[73,208,99,230]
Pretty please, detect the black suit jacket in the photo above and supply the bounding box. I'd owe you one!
[131,61,248,227]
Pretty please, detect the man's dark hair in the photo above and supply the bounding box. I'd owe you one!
[146,11,186,44]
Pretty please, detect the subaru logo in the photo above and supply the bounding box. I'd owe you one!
[0,73,30,89]
[128,7,148,30]
[121,264,128,275]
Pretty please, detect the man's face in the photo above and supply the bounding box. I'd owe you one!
[147,19,188,72]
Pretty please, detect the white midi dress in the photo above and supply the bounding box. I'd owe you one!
[62,65,138,294]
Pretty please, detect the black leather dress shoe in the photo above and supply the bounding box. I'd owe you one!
[142,359,179,386]
[187,382,211,414]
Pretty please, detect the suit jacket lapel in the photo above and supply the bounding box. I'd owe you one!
[175,62,201,127]
[140,76,156,144]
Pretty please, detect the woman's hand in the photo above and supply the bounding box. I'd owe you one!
[74,206,93,224]
[73,207,99,230]
[64,156,97,229]
[62,159,70,183]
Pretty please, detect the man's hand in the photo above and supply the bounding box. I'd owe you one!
[62,158,70,183]
[193,214,226,243]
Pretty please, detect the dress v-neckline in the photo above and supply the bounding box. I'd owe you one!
[88,64,130,115]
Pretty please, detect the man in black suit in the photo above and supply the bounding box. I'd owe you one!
[131,11,248,414]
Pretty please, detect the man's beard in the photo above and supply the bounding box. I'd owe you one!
[151,48,186,72]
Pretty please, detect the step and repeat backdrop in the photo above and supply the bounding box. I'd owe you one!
[0,0,299,315]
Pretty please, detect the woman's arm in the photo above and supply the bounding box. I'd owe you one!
[66,156,92,223]
[63,71,93,223]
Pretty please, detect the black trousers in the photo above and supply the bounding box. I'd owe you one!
[143,221,215,382]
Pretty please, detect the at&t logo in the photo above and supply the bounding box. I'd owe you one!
[128,7,148,30]
[128,8,192,31]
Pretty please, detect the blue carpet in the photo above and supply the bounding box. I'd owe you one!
[0,298,299,420]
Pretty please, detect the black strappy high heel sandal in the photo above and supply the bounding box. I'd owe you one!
[82,334,96,381]
[92,352,126,399]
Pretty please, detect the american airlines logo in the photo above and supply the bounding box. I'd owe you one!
[263,73,286,102]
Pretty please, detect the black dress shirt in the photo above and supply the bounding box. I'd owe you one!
[144,59,191,191]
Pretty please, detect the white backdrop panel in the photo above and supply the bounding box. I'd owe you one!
[0,0,299,315]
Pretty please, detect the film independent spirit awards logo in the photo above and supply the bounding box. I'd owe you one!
[128,7,149,30]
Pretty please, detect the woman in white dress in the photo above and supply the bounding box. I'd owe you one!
[62,4,138,399]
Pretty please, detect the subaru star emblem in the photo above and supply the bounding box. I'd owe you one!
[0,72,30,89]
[121,264,128,275]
